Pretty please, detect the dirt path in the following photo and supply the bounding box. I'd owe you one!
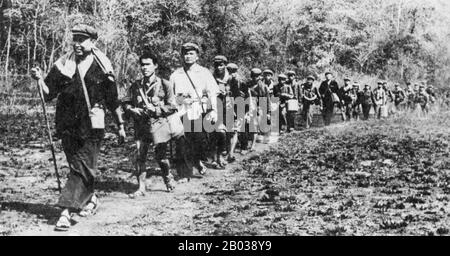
[12,142,270,236]
[0,112,356,236]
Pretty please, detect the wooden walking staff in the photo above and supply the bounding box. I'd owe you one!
[36,78,62,193]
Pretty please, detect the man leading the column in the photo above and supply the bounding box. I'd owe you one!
[31,24,126,231]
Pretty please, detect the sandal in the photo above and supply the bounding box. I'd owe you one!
[164,178,176,192]
[54,213,71,232]
[219,159,228,167]
[211,161,225,170]
[128,190,146,199]
[177,177,191,184]
[78,196,99,217]
[198,162,207,175]
[227,156,236,163]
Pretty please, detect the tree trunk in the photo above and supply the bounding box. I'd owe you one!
[27,37,30,75]
[396,1,402,35]
[47,31,56,71]
[0,0,5,51]
[33,8,38,65]
[4,19,11,76]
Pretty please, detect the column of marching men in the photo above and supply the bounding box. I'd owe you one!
[30,24,440,231]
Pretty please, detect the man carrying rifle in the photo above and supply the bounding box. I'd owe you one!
[31,24,126,231]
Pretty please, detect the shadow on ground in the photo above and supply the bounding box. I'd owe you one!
[1,201,60,224]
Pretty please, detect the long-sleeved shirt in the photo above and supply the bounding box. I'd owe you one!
[279,84,294,104]
[392,88,406,104]
[373,87,386,105]
[122,76,177,119]
[43,54,123,139]
[319,80,340,105]
[302,83,319,105]
[415,92,429,107]
[340,84,354,104]
[361,89,375,106]
[170,64,219,120]
[287,80,302,101]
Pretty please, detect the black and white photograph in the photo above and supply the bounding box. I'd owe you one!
[1,0,450,238]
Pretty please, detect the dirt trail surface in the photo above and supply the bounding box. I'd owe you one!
[1,108,274,236]
[2,108,450,236]
[8,144,270,236]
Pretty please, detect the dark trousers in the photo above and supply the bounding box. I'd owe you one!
[287,111,296,131]
[279,106,287,129]
[344,103,353,121]
[211,130,227,156]
[302,103,313,128]
[352,105,361,120]
[58,135,101,211]
[322,103,334,126]
[179,117,210,175]
[134,139,175,181]
[173,136,194,178]
[362,104,372,120]
[238,121,256,150]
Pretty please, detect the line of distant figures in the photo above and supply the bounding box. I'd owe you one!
[263,73,440,132]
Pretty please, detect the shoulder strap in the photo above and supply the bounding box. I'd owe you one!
[138,87,151,108]
[184,68,205,113]
[138,79,157,108]
[78,66,92,113]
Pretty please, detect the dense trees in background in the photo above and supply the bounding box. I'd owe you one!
[1,0,450,87]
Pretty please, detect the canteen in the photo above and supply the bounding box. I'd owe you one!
[287,99,299,111]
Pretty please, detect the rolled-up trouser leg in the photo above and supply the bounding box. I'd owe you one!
[58,136,101,211]
[136,140,150,175]
[154,143,173,180]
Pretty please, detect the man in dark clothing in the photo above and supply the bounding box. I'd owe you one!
[392,84,406,111]
[277,74,295,132]
[122,52,179,197]
[373,81,387,119]
[31,24,126,231]
[415,85,429,116]
[241,68,268,152]
[211,55,230,169]
[302,75,319,129]
[351,83,362,121]
[361,84,375,120]
[426,85,436,104]
[318,72,340,126]
[340,78,353,121]
[225,63,247,162]
[286,70,302,122]
[406,83,416,111]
